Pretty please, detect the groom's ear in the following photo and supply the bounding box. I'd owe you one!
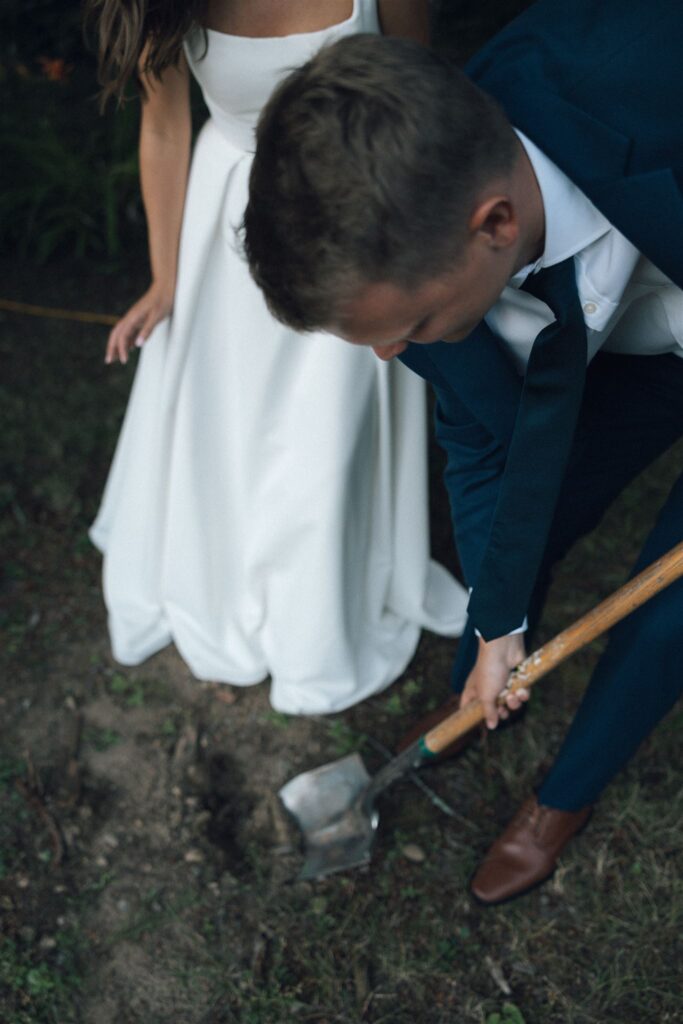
[469,195,518,252]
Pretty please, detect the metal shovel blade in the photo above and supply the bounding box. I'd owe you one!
[278,753,380,880]
[279,743,425,880]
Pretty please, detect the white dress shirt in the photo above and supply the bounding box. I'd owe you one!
[475,131,683,639]
[485,131,683,376]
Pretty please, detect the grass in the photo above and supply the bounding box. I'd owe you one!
[0,933,83,1024]
[107,670,171,708]
[0,759,84,1023]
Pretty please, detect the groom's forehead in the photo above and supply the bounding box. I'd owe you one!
[334,277,442,345]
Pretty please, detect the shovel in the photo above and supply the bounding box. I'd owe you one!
[280,539,683,879]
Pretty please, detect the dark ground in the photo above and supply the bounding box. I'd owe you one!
[2,3,683,1023]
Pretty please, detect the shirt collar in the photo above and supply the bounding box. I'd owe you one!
[510,129,612,287]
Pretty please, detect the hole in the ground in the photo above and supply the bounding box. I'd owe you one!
[201,751,254,871]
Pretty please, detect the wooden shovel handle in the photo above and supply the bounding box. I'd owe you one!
[423,538,683,756]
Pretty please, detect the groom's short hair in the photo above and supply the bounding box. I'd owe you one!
[243,34,517,332]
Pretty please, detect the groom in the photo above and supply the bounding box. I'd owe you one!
[243,0,683,903]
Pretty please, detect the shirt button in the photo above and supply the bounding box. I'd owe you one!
[583,301,598,315]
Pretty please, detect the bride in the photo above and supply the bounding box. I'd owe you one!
[86,0,467,714]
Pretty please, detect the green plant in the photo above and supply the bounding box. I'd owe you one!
[108,672,166,707]
[486,1004,527,1024]
[0,84,141,264]
[0,1,208,270]
[0,0,146,266]
[0,934,82,1024]
[264,710,291,729]
[383,691,405,715]
[0,757,24,788]
[326,718,363,755]
[85,726,122,751]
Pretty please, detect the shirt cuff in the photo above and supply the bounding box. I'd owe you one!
[474,617,528,639]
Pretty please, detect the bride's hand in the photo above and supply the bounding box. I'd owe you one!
[105,282,174,365]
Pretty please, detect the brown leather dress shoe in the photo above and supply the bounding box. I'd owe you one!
[471,795,592,905]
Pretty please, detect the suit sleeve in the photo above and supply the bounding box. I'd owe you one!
[399,334,521,595]
[432,381,507,589]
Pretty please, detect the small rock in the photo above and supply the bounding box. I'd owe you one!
[102,833,119,849]
[116,899,130,914]
[171,785,182,798]
[214,687,237,705]
[95,855,108,868]
[402,843,426,864]
[184,848,205,864]
[17,876,30,889]
[40,936,57,951]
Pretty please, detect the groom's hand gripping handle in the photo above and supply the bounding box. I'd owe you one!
[421,538,683,757]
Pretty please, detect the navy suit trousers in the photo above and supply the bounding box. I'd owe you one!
[450,351,683,810]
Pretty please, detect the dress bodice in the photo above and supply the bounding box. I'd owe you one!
[184,0,379,151]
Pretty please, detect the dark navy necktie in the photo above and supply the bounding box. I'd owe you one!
[467,257,588,639]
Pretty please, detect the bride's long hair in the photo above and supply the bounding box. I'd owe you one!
[84,0,209,107]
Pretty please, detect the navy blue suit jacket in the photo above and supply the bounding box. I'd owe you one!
[400,0,683,629]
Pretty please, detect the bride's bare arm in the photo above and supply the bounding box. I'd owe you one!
[377,0,430,44]
[106,51,191,364]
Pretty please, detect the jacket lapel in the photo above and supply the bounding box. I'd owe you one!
[423,323,523,447]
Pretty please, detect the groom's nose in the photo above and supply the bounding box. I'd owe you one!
[371,341,409,361]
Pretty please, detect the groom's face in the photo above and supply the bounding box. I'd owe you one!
[332,227,516,360]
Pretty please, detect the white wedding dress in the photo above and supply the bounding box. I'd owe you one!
[90,0,467,714]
